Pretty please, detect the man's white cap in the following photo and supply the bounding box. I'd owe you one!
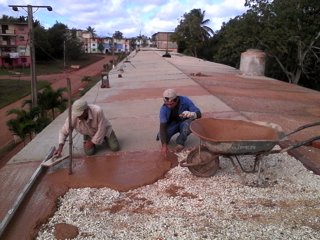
[72,99,88,117]
[163,88,177,100]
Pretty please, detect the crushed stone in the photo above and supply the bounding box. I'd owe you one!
[37,148,320,240]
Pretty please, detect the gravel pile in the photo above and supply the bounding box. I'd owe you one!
[37,148,320,239]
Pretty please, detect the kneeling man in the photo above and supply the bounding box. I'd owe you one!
[55,99,120,156]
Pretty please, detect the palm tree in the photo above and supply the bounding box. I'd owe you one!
[86,26,96,39]
[86,26,97,53]
[37,85,68,119]
[6,108,40,144]
[6,118,29,144]
[6,106,52,145]
[173,9,214,57]
[196,9,214,41]
[23,85,67,119]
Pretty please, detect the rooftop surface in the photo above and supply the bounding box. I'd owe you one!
[0,49,320,239]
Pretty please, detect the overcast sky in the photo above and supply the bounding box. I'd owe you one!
[1,0,248,38]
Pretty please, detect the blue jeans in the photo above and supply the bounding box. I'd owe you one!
[162,119,193,146]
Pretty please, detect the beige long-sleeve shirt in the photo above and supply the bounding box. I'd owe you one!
[58,104,113,145]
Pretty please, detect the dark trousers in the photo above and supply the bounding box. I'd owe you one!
[157,119,192,146]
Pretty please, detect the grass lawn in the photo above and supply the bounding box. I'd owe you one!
[0,54,107,108]
[0,80,50,108]
[0,54,105,76]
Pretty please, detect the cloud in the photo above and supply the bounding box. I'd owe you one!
[0,0,248,38]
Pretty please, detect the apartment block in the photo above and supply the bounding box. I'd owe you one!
[0,22,31,68]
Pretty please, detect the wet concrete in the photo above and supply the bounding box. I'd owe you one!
[1,151,177,240]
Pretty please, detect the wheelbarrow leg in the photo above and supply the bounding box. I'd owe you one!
[229,154,267,187]
[233,155,259,173]
[256,154,266,186]
[228,156,242,175]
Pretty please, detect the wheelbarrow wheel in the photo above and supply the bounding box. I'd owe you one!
[186,146,220,177]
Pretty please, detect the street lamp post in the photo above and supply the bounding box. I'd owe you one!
[162,32,171,58]
[9,4,52,108]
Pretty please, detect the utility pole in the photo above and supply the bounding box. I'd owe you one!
[63,40,66,69]
[112,37,115,68]
[9,4,52,108]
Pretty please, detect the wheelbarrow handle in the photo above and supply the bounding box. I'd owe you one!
[271,135,320,154]
[283,121,320,138]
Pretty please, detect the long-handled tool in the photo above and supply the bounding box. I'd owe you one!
[41,154,70,168]
[67,77,73,175]
[0,147,55,238]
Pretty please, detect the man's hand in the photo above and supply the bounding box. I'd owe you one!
[180,111,197,119]
[54,144,64,157]
[161,144,168,157]
[84,140,94,150]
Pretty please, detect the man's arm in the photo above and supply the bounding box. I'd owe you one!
[159,122,168,156]
[159,105,171,156]
[90,106,109,144]
[54,143,64,157]
[180,97,201,119]
[159,122,167,144]
[55,119,70,156]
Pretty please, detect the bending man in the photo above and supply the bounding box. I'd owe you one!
[55,99,120,156]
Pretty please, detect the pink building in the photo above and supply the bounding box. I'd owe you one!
[0,22,31,68]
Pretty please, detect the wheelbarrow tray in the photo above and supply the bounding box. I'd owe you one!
[190,118,284,155]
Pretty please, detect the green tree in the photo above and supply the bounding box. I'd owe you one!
[47,22,69,59]
[34,23,53,61]
[210,12,262,67]
[0,15,27,23]
[98,42,105,53]
[23,85,67,120]
[86,26,97,38]
[130,37,137,50]
[37,85,67,119]
[6,108,40,144]
[65,36,85,60]
[172,9,214,57]
[113,31,123,40]
[34,23,85,62]
[65,28,85,61]
[245,0,320,85]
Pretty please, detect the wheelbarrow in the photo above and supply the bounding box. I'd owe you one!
[180,118,320,179]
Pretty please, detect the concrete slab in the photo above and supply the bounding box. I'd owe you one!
[9,50,234,163]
